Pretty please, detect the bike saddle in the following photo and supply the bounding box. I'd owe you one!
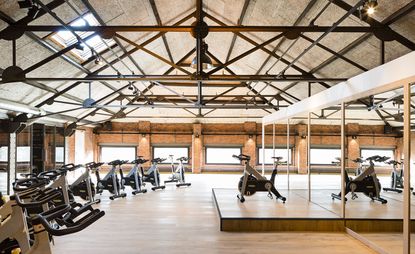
[233,154,250,161]
[272,156,283,160]
[59,163,82,172]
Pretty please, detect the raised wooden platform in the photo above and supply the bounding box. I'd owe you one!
[213,188,414,232]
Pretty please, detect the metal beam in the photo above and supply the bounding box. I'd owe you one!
[15,75,347,83]
[331,0,415,50]
[7,25,387,33]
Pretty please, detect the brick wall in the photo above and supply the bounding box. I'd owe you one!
[67,121,403,174]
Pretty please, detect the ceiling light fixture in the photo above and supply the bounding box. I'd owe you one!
[94,53,103,65]
[191,41,213,70]
[365,0,378,15]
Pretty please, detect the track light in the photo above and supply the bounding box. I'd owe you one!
[365,0,378,15]
[94,54,103,65]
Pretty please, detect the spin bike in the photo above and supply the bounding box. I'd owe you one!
[120,157,147,195]
[69,162,100,204]
[141,158,166,191]
[383,160,404,193]
[95,160,127,200]
[235,154,286,203]
[164,156,192,187]
[353,157,365,176]
[331,155,387,204]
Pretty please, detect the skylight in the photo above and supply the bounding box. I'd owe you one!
[50,13,115,60]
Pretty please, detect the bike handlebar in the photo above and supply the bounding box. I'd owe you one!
[177,157,190,162]
[151,158,166,163]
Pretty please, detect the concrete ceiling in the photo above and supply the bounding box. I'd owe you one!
[0,0,414,126]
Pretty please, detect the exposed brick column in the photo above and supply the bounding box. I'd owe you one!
[347,123,360,168]
[296,124,308,174]
[138,121,151,167]
[66,135,75,164]
[84,128,95,163]
[243,122,257,163]
[192,123,203,173]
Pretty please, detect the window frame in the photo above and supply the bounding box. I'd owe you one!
[152,145,190,164]
[99,145,137,162]
[205,146,242,165]
[47,12,116,62]
[257,146,293,165]
[310,147,342,166]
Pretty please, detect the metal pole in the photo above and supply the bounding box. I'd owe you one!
[341,102,346,219]
[7,133,16,195]
[262,123,265,176]
[403,83,411,254]
[287,118,290,190]
[272,123,275,158]
[307,112,311,201]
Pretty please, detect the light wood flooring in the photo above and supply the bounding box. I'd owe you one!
[50,174,377,254]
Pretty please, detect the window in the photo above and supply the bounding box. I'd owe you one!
[17,146,30,162]
[310,148,341,165]
[100,146,136,162]
[360,148,394,166]
[50,13,115,60]
[205,147,241,164]
[0,146,7,162]
[56,147,64,163]
[153,147,189,164]
[258,148,291,165]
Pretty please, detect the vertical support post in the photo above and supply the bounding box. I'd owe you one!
[307,112,311,201]
[7,133,16,195]
[12,40,16,66]
[403,83,411,254]
[341,102,346,219]
[196,0,203,113]
[272,123,275,158]
[381,40,385,65]
[287,118,290,190]
[262,123,265,176]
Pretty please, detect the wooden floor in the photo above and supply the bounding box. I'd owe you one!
[49,174,377,254]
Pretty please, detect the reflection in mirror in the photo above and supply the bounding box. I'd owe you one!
[55,127,65,168]
[45,126,56,171]
[343,85,408,253]
[16,126,32,175]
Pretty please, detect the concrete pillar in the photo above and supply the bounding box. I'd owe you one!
[7,133,16,195]
[192,123,203,173]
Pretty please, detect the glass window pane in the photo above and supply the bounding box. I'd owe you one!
[16,146,30,162]
[310,148,341,165]
[56,147,64,163]
[153,147,189,163]
[258,148,291,164]
[206,147,241,164]
[100,147,136,162]
[361,149,394,166]
[0,146,7,162]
